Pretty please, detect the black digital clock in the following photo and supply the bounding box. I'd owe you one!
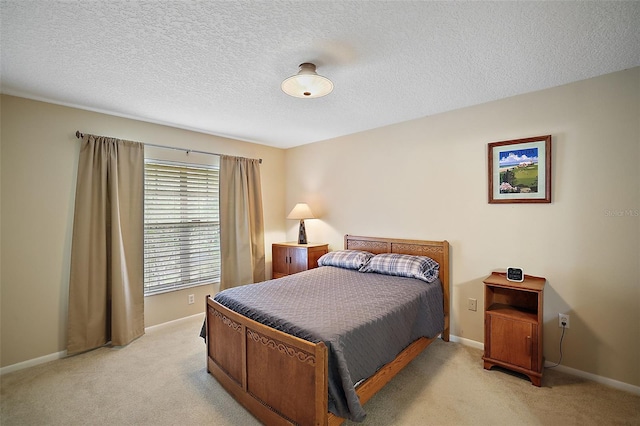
[507,267,524,282]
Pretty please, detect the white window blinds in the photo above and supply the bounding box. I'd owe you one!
[143,161,220,295]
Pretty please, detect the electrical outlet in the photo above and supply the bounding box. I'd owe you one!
[468,298,477,311]
[558,313,570,328]
[188,294,195,305]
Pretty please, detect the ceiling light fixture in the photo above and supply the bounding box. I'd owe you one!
[281,63,333,98]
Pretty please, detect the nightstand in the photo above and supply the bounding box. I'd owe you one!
[482,272,546,386]
[272,242,328,279]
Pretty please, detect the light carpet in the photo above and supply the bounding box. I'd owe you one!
[1,314,638,425]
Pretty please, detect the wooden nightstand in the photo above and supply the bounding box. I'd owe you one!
[272,242,328,279]
[482,272,546,386]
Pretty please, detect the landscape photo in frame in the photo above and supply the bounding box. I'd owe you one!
[488,135,552,204]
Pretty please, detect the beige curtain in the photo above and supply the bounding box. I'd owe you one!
[219,155,265,290]
[67,135,145,355]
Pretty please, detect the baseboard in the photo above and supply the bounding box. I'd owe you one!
[543,361,640,396]
[1,313,206,376]
[0,350,67,376]
[450,334,640,396]
[449,334,484,350]
[144,312,204,332]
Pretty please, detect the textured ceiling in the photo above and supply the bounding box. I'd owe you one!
[1,1,639,149]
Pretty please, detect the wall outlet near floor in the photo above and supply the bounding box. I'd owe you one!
[558,313,570,328]
[468,298,478,311]
[188,294,195,305]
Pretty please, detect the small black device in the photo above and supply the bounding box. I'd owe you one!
[506,267,524,282]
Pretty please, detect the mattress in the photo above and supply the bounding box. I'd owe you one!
[213,265,444,422]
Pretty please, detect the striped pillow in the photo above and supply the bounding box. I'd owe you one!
[317,250,374,270]
[359,253,440,283]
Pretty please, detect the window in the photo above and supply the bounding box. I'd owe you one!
[143,160,220,295]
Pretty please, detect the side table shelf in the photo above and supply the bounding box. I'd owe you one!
[482,272,546,386]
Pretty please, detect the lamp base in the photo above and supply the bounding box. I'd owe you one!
[298,219,307,244]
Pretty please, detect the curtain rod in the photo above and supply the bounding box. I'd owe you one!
[75,131,262,164]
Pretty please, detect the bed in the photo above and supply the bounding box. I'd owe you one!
[205,235,450,425]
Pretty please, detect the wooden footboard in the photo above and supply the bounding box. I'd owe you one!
[206,235,450,425]
[206,298,328,425]
[207,297,445,426]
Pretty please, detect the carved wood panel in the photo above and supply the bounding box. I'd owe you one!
[211,307,242,333]
[346,240,389,254]
[391,242,443,256]
[247,329,316,366]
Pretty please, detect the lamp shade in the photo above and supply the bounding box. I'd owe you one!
[287,203,315,220]
[281,63,333,98]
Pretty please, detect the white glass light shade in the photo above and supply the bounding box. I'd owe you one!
[287,203,315,220]
[281,63,333,98]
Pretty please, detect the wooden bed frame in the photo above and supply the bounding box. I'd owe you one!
[205,235,450,425]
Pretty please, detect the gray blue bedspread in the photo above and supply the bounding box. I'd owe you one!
[213,265,444,422]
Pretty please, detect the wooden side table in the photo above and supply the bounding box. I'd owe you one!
[272,242,328,279]
[482,272,546,386]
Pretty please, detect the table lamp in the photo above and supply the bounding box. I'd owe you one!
[287,203,315,244]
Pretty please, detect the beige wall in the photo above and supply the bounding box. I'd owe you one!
[285,68,640,387]
[0,95,287,367]
[1,68,638,388]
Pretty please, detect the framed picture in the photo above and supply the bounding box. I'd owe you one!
[488,135,552,204]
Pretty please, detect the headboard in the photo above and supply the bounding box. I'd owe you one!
[344,234,450,320]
